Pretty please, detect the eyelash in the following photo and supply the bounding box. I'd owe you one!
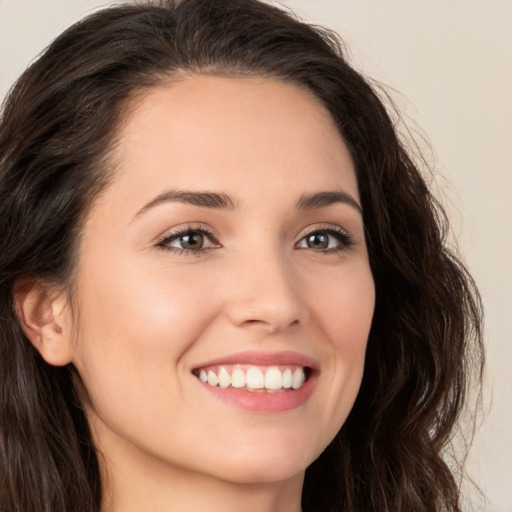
[156,225,354,255]
[156,226,220,256]
[296,225,354,253]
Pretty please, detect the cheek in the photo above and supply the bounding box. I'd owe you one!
[309,261,375,350]
[71,259,222,399]
[83,260,216,338]
[305,263,374,434]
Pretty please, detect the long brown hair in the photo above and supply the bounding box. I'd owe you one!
[0,1,483,511]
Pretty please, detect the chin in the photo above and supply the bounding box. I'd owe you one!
[218,459,308,486]
[203,435,320,485]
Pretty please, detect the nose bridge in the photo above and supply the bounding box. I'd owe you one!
[226,237,308,332]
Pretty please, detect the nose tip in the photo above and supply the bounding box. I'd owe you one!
[225,257,309,333]
[227,299,304,333]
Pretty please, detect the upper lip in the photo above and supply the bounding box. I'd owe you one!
[192,350,319,371]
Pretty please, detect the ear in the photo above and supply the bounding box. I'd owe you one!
[12,278,74,366]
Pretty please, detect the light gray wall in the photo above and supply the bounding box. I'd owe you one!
[1,1,511,510]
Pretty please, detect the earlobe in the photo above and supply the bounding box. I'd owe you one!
[12,278,74,366]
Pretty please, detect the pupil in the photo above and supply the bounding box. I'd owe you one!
[181,232,203,249]
[308,233,328,249]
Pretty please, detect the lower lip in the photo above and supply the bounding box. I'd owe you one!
[197,372,317,413]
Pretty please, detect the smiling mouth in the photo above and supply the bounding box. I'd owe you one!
[193,365,312,392]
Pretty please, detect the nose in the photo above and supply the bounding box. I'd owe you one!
[225,246,310,333]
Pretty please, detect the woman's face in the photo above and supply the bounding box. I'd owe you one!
[66,76,375,486]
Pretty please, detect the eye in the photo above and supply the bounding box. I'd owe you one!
[296,226,353,252]
[157,227,220,254]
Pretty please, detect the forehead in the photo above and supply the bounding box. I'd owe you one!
[106,75,358,208]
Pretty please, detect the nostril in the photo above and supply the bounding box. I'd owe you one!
[225,285,309,332]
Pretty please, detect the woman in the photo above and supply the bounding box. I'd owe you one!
[0,0,483,511]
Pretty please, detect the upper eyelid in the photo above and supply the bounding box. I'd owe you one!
[296,223,351,238]
[157,224,219,243]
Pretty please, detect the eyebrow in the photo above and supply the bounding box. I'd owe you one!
[297,191,362,215]
[136,190,236,216]
[135,188,362,218]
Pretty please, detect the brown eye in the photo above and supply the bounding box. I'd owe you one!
[178,232,205,250]
[296,227,354,252]
[158,228,220,253]
[305,233,329,250]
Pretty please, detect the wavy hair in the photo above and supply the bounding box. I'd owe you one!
[0,1,483,511]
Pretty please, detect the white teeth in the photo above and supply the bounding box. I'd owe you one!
[291,368,305,389]
[282,368,292,388]
[264,367,282,390]
[218,367,231,388]
[197,365,308,391]
[207,370,219,386]
[231,368,246,388]
[246,366,264,389]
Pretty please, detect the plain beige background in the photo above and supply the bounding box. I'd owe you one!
[1,1,511,510]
